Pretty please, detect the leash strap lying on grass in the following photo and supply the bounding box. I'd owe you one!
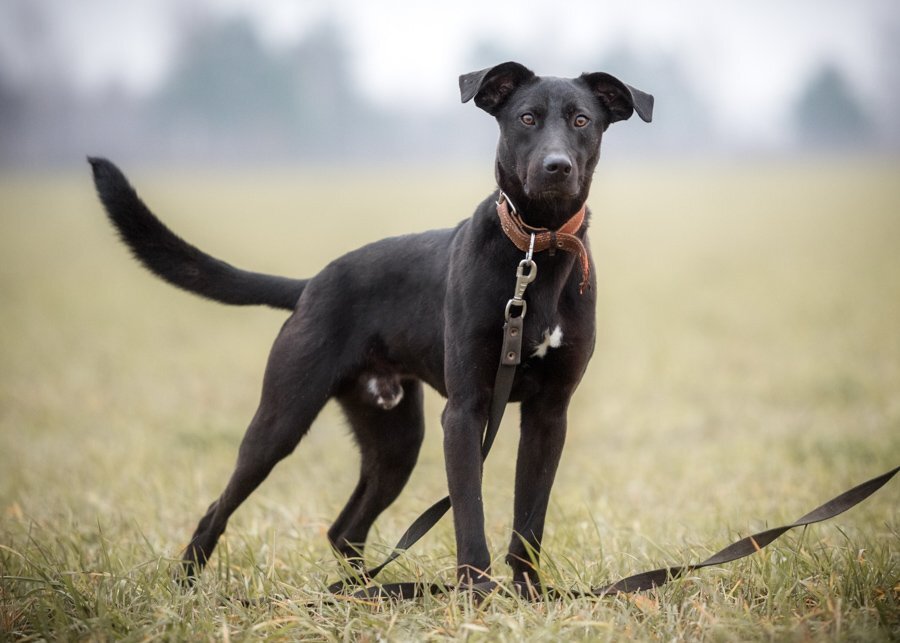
[583,463,899,597]
[333,464,898,600]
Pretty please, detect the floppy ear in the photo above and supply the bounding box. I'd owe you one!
[579,72,654,125]
[459,61,536,115]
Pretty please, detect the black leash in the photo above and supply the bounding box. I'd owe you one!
[330,464,898,602]
[323,232,899,601]
[585,463,899,597]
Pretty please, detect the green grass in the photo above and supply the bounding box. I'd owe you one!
[1,160,898,640]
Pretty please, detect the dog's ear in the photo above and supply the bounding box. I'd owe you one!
[579,72,654,126]
[459,62,536,115]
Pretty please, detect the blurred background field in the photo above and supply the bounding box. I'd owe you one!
[1,161,898,639]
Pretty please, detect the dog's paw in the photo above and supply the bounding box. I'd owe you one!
[172,559,199,588]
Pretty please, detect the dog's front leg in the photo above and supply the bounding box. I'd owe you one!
[506,390,570,586]
[441,392,492,584]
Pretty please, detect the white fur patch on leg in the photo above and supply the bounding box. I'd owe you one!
[532,324,563,358]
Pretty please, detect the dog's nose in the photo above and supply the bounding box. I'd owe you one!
[542,154,572,175]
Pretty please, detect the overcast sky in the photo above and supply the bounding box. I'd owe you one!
[1,0,898,144]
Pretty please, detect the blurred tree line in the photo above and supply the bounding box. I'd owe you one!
[0,12,887,169]
[0,17,405,168]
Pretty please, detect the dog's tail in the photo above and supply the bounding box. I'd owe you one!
[88,157,307,311]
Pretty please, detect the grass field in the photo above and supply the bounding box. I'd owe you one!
[1,160,898,640]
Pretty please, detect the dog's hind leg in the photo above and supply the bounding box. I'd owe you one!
[327,380,425,568]
[178,314,336,579]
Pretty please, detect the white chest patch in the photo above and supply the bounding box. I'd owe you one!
[531,324,563,358]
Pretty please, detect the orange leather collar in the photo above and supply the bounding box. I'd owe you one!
[495,193,591,293]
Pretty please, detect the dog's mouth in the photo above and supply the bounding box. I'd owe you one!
[526,185,574,199]
[523,177,581,201]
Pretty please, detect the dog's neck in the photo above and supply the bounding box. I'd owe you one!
[497,191,586,236]
[496,192,591,293]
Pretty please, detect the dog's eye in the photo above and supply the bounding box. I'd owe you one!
[573,115,590,128]
[520,113,536,126]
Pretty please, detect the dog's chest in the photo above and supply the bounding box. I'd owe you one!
[521,286,574,361]
[530,324,563,358]
[523,300,570,361]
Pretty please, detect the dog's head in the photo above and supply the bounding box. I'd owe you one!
[460,62,653,227]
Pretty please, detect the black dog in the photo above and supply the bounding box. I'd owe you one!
[90,61,652,588]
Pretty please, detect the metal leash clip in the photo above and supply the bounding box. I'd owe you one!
[505,233,537,320]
